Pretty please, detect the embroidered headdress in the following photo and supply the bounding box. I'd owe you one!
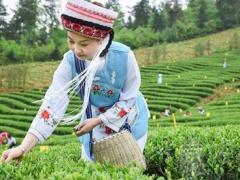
[61,0,118,57]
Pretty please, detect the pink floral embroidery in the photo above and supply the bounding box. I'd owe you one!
[91,83,117,98]
[107,90,113,95]
[99,107,106,113]
[105,127,113,135]
[92,84,100,91]
[118,109,128,118]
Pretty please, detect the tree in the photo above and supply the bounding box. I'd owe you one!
[183,0,220,33]
[5,0,40,41]
[42,0,60,34]
[164,0,183,27]
[132,0,151,28]
[0,0,7,36]
[187,0,198,9]
[126,15,133,29]
[184,0,199,24]
[216,0,240,29]
[105,0,124,29]
[197,0,207,28]
[150,5,166,32]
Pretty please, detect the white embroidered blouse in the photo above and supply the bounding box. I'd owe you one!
[28,50,141,143]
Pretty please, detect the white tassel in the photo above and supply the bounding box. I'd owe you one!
[33,35,110,125]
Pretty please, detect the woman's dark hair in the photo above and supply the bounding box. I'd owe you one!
[100,30,114,57]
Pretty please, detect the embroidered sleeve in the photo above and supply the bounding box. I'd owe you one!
[28,53,72,143]
[98,50,140,132]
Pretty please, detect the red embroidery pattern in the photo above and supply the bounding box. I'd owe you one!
[61,17,110,39]
[91,83,116,98]
[107,90,113,95]
[39,107,57,127]
[104,127,114,135]
[118,109,128,118]
[98,107,106,113]
[41,110,50,121]
[93,84,101,91]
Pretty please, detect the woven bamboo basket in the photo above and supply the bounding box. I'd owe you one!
[92,130,146,169]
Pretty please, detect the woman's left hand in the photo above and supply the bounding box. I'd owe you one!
[74,118,102,136]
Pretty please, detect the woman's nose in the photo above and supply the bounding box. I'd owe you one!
[74,46,83,56]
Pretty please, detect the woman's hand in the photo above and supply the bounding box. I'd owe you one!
[0,146,25,163]
[74,118,102,136]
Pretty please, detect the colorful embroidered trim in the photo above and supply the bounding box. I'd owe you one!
[91,83,116,97]
[61,16,110,39]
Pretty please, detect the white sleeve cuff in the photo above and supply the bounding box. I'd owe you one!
[28,128,46,143]
[98,113,126,132]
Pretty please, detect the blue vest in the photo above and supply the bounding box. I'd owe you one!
[66,42,150,160]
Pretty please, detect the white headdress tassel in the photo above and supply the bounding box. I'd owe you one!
[33,35,110,125]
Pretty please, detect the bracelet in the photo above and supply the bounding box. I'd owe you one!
[19,146,26,155]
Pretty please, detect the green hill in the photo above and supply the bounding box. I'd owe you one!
[1,49,240,142]
[1,27,240,93]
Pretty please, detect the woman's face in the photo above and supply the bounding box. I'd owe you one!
[67,31,100,60]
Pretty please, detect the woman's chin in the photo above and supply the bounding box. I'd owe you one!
[76,55,86,60]
[75,54,93,60]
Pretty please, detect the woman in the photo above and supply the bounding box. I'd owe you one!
[1,0,149,163]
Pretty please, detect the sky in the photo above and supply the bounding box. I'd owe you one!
[4,0,188,21]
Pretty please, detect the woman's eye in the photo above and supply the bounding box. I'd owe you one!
[69,41,74,44]
[81,44,88,47]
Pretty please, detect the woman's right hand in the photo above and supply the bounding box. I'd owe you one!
[0,146,24,163]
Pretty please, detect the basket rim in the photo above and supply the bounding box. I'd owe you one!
[92,129,131,144]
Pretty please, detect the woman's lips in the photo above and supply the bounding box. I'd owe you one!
[76,55,85,59]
